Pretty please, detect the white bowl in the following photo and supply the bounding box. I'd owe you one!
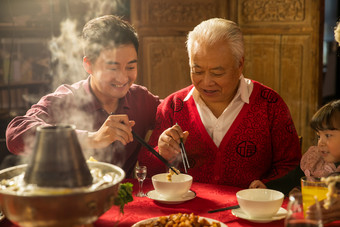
[151,173,193,199]
[236,188,284,218]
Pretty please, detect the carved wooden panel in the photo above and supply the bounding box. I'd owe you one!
[141,37,191,98]
[131,0,228,30]
[240,0,305,23]
[239,0,322,152]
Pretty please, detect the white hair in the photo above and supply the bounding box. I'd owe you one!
[186,18,244,64]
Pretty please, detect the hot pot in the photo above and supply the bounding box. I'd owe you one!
[0,161,125,227]
[0,124,125,227]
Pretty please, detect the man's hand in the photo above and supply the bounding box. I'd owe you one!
[158,124,189,162]
[87,114,135,149]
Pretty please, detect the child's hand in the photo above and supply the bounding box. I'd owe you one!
[288,187,301,197]
[249,180,267,189]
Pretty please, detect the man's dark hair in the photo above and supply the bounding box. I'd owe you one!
[82,15,139,63]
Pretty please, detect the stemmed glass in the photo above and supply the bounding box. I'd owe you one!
[135,165,147,197]
[285,192,323,227]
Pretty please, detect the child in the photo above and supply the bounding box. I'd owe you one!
[250,99,340,224]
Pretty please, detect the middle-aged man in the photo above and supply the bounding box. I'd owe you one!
[139,18,301,188]
[6,15,161,178]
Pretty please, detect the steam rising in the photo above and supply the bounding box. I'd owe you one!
[0,1,131,170]
[42,1,129,164]
[49,0,129,90]
[49,19,84,90]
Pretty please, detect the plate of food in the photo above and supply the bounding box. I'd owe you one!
[132,213,227,227]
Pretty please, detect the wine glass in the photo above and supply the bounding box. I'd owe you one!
[285,192,323,227]
[135,165,147,197]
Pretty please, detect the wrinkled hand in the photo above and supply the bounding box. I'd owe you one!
[158,124,189,162]
[87,114,135,149]
[308,197,340,224]
[249,180,267,189]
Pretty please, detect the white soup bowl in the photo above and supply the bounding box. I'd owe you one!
[151,173,192,199]
[236,188,284,218]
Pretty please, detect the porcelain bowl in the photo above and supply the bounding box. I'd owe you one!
[151,173,192,199]
[236,188,284,218]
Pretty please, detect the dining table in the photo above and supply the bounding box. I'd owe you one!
[2,178,340,227]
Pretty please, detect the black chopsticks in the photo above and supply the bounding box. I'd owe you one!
[208,205,240,213]
[132,131,178,175]
[111,114,178,175]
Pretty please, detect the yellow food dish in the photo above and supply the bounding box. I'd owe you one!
[139,213,221,227]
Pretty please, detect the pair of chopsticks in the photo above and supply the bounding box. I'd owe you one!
[132,131,179,175]
[179,138,190,173]
[208,204,240,213]
[110,115,178,175]
[176,123,190,173]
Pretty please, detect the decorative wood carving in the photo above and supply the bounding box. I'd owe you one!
[147,1,218,25]
[131,0,228,31]
[240,0,305,23]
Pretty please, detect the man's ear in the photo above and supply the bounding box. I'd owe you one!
[83,56,92,74]
[238,56,244,74]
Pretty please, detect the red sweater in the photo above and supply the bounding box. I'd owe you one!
[139,82,301,188]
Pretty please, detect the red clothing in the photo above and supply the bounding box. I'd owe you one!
[139,82,301,188]
[6,77,161,177]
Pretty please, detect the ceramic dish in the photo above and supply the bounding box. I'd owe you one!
[146,189,196,204]
[132,216,227,227]
[231,207,287,223]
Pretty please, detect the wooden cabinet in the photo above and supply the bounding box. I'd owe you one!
[0,0,65,115]
[130,0,324,153]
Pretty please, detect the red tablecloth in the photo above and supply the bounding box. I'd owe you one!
[2,178,340,227]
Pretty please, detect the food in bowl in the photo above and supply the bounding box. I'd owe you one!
[138,213,221,227]
[167,167,180,182]
[152,173,192,199]
[236,188,284,218]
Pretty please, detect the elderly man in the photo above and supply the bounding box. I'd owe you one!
[138,18,301,188]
